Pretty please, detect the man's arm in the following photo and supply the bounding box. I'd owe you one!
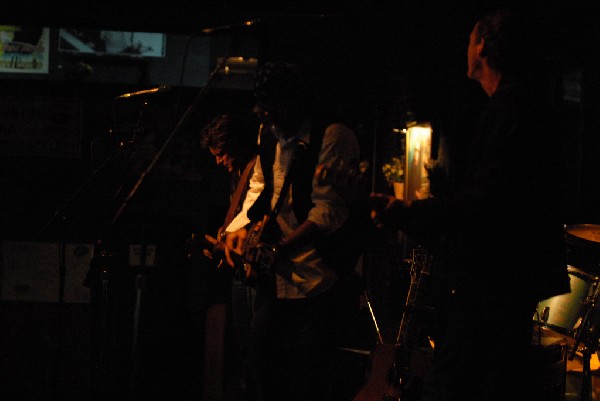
[283,123,360,253]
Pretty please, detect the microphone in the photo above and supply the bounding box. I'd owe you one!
[200,19,262,35]
[116,85,171,99]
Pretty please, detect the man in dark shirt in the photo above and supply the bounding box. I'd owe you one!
[371,9,570,401]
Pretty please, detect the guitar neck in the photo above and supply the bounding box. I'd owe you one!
[353,248,433,401]
[393,248,433,382]
[397,248,432,338]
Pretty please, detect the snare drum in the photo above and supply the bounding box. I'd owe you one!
[534,266,597,337]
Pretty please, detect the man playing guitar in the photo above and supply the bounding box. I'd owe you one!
[197,113,260,401]
[223,61,363,401]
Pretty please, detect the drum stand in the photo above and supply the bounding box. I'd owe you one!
[569,278,600,401]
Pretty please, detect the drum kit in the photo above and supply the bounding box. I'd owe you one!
[534,224,600,401]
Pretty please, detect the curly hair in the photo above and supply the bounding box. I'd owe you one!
[253,61,314,105]
[200,114,258,169]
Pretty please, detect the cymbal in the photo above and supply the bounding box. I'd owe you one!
[565,224,600,273]
[565,224,600,246]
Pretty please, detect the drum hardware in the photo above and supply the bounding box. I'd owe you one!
[535,266,596,338]
[567,276,600,401]
[540,306,550,325]
[533,264,600,401]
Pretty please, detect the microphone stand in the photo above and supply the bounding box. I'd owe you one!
[104,39,243,401]
[31,127,140,400]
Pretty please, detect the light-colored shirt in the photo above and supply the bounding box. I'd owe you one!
[226,119,360,298]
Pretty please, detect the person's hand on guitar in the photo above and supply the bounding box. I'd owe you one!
[224,220,285,284]
[202,229,227,265]
[224,226,249,269]
[202,234,219,261]
[224,226,248,261]
[226,224,277,284]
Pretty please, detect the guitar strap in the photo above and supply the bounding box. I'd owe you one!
[264,141,304,224]
[223,155,257,229]
[240,146,300,280]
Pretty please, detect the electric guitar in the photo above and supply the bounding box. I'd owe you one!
[237,215,281,284]
[187,217,281,286]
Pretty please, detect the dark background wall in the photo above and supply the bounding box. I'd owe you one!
[1,1,595,235]
[0,1,595,401]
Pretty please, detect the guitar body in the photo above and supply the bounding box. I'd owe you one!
[241,215,280,284]
[352,343,401,401]
[353,247,434,401]
[352,344,431,401]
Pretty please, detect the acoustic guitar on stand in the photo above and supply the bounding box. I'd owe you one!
[353,247,434,401]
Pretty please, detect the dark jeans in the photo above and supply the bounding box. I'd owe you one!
[231,277,258,399]
[421,291,539,401]
[249,277,360,401]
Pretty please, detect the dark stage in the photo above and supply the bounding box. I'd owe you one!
[1,1,598,401]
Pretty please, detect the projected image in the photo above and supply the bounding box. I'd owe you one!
[0,25,50,73]
[58,28,165,57]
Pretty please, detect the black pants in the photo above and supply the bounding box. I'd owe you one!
[421,291,539,401]
[248,278,359,401]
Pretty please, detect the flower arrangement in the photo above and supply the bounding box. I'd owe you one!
[382,156,404,184]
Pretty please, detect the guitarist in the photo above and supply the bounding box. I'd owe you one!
[224,61,363,401]
[198,113,260,401]
[199,114,260,265]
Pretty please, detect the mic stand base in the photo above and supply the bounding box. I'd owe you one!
[128,272,145,401]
